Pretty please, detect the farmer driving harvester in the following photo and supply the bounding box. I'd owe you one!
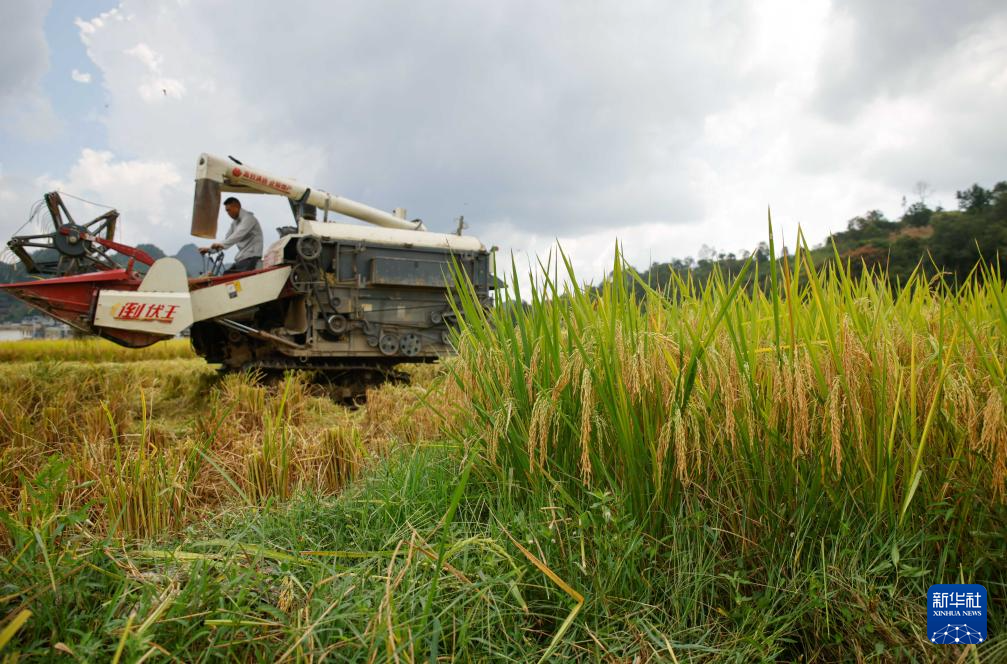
[198,196,263,273]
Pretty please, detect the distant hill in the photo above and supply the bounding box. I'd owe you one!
[107,243,204,277]
[109,243,166,270]
[174,243,206,277]
[635,180,1007,292]
[825,181,1007,284]
[0,261,31,322]
[140,244,167,261]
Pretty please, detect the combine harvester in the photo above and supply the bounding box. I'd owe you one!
[2,154,494,396]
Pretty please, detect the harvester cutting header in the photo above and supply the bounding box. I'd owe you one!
[3,153,494,395]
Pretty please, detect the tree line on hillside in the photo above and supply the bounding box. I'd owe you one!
[634,180,1007,295]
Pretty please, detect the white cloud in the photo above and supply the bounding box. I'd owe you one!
[0,169,51,260]
[137,77,186,101]
[121,42,187,101]
[0,164,16,204]
[124,43,160,71]
[71,69,92,84]
[39,149,184,246]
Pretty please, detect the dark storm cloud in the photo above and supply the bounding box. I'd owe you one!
[792,0,1007,197]
[170,1,761,234]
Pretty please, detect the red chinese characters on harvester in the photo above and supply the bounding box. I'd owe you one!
[112,302,180,323]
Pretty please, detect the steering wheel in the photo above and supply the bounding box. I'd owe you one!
[202,249,225,276]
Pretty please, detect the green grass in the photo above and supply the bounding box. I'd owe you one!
[4,441,1002,661]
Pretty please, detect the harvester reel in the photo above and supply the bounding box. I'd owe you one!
[7,192,120,276]
[52,224,89,257]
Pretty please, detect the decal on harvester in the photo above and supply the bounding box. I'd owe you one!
[230,167,292,194]
[112,302,179,322]
[226,281,241,299]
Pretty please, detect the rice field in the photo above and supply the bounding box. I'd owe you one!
[449,241,1007,537]
[0,338,195,363]
[0,345,448,541]
[0,239,1004,661]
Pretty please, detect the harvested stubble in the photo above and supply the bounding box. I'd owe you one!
[0,337,194,363]
[0,351,452,542]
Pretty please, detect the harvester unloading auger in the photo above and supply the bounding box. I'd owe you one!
[2,154,494,396]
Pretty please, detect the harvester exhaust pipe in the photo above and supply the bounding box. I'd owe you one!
[191,153,427,237]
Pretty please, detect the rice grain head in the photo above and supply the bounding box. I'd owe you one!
[579,367,593,484]
[826,375,844,475]
[978,388,1006,497]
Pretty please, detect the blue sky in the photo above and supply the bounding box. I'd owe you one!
[2,1,1005,279]
[7,1,114,176]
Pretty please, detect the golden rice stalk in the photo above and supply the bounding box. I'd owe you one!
[320,426,363,493]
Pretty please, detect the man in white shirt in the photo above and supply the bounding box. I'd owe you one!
[199,197,263,274]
